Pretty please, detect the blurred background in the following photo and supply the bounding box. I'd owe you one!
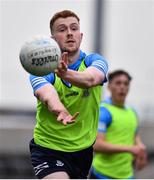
[0,0,154,178]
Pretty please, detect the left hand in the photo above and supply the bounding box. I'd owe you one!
[55,52,68,77]
[134,143,148,170]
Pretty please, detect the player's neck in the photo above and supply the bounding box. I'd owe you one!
[111,97,125,108]
[68,50,80,65]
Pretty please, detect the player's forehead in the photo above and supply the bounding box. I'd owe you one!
[112,75,130,82]
[53,16,79,28]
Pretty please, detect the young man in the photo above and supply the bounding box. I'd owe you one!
[29,10,108,179]
[90,70,147,179]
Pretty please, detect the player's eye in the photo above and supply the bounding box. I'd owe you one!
[57,26,66,32]
[59,28,65,32]
[71,25,79,31]
[72,27,77,31]
[115,81,129,86]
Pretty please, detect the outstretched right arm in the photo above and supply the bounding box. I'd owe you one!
[35,83,67,114]
[30,75,78,125]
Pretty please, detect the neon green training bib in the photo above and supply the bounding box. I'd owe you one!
[34,59,102,152]
[93,102,138,178]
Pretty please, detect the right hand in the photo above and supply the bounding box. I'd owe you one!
[57,110,79,125]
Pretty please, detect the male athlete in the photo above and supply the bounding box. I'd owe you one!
[90,70,147,179]
[29,10,108,179]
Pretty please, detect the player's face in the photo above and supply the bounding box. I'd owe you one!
[52,17,83,54]
[109,75,130,103]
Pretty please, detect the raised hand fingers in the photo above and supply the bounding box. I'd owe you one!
[55,60,67,75]
[62,116,76,126]
[57,113,64,122]
[55,52,68,76]
[61,52,68,65]
[61,61,68,71]
[71,112,79,120]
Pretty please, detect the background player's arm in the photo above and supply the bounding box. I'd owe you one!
[135,134,146,147]
[93,132,143,155]
[35,83,78,125]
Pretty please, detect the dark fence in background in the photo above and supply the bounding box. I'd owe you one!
[0,154,35,179]
[0,109,35,178]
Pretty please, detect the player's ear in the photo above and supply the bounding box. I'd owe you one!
[108,83,111,91]
[51,35,54,39]
[81,32,83,40]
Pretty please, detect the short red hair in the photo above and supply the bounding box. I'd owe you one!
[50,10,80,34]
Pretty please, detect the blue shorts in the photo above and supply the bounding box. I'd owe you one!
[29,139,93,179]
[90,168,114,179]
[90,167,134,179]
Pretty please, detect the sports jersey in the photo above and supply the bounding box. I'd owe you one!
[29,50,108,152]
[92,98,138,179]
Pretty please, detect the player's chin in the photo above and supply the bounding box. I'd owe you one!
[64,44,77,50]
[65,47,79,54]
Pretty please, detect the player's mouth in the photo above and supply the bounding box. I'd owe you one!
[66,39,75,44]
[118,92,126,97]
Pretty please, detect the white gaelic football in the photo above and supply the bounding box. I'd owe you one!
[19,35,61,76]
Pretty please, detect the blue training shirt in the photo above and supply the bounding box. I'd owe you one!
[30,50,108,92]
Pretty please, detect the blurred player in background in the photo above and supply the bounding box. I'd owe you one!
[29,10,108,179]
[90,69,147,179]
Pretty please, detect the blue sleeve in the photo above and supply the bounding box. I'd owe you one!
[29,73,55,92]
[98,106,112,133]
[84,53,108,76]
